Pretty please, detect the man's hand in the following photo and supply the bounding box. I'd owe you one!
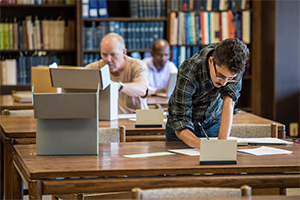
[155,87,168,94]
[175,129,201,149]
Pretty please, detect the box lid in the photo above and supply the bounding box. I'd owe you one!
[33,86,99,119]
[50,65,110,90]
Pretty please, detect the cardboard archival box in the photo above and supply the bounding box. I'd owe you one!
[50,65,110,90]
[33,86,99,155]
[31,66,57,93]
[199,140,237,165]
[135,109,164,128]
[50,65,118,121]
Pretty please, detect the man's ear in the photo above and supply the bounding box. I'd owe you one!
[123,48,127,56]
[208,56,213,65]
[150,51,154,57]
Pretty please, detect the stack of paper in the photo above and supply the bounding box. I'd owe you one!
[228,137,294,145]
[237,146,293,156]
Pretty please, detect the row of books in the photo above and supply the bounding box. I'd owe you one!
[83,21,165,50]
[170,46,201,68]
[169,0,251,11]
[83,53,100,67]
[82,0,109,19]
[129,0,167,18]
[83,52,152,66]
[0,54,58,85]
[170,45,251,75]
[169,11,251,46]
[0,16,76,50]
[0,0,75,4]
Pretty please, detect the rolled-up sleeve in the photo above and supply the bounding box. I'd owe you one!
[220,73,243,103]
[171,60,197,132]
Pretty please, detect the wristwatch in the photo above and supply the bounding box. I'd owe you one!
[118,81,124,91]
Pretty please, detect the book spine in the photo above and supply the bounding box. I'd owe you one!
[82,0,89,19]
[130,0,138,18]
[172,46,178,67]
[9,22,13,49]
[13,18,19,50]
[98,0,109,18]
[0,22,4,49]
[3,21,10,49]
[89,0,98,18]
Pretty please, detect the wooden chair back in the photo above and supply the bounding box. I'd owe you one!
[99,125,126,143]
[132,185,251,199]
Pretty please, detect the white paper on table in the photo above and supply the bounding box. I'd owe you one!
[237,146,293,156]
[129,118,167,123]
[118,114,136,119]
[168,148,200,156]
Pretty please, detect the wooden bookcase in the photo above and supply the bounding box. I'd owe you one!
[0,2,77,94]
[165,1,253,112]
[2,0,299,133]
[76,0,167,66]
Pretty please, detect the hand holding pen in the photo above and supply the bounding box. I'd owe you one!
[198,122,210,140]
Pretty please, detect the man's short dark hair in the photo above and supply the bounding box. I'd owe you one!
[213,38,250,74]
[152,39,170,53]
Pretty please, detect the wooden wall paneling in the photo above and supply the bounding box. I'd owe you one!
[274,0,300,135]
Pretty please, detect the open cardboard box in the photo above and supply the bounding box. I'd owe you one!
[50,65,118,121]
[33,85,99,155]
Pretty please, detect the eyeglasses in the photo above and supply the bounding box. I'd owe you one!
[213,59,238,83]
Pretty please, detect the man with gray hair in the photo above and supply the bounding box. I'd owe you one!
[86,33,149,114]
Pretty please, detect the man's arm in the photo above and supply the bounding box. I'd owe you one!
[218,96,235,139]
[118,82,148,97]
[175,129,201,149]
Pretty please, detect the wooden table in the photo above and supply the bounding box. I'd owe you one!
[0,95,33,111]
[0,94,168,110]
[147,96,169,108]
[12,141,300,199]
[114,196,300,200]
[0,115,165,199]
[132,197,298,200]
[0,111,286,199]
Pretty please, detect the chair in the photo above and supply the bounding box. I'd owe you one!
[131,185,252,199]
[2,109,34,116]
[98,126,126,143]
[230,123,278,138]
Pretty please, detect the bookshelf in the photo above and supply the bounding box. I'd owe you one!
[0,1,77,94]
[76,0,168,66]
[166,0,253,112]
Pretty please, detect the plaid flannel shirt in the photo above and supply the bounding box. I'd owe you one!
[168,43,242,132]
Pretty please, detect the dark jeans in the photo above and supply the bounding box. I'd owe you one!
[165,115,221,141]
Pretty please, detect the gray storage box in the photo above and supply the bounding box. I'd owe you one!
[33,87,99,155]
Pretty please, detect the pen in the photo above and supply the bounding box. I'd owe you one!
[198,122,210,140]
[292,138,300,144]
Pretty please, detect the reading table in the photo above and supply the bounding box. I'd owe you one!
[0,111,286,199]
[12,141,300,199]
[0,94,167,111]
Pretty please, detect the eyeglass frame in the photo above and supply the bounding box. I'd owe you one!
[212,59,239,83]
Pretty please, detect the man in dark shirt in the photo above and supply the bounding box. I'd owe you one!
[166,38,249,149]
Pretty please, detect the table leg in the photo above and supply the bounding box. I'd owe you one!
[12,160,23,200]
[4,138,13,200]
[29,180,42,200]
[0,137,4,199]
